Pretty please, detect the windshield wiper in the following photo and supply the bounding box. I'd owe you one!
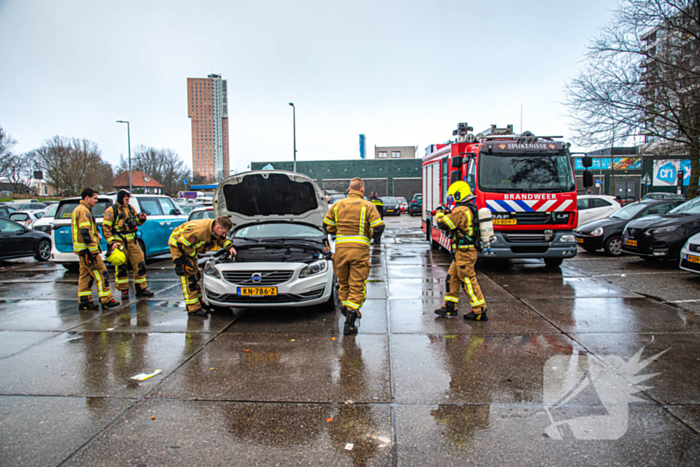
[234,236,261,243]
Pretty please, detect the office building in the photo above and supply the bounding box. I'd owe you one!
[374,145,417,160]
[187,74,229,181]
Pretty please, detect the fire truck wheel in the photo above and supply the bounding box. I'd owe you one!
[544,258,563,268]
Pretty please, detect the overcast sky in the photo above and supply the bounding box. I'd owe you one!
[0,0,617,174]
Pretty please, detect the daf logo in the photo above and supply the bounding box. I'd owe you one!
[251,273,262,283]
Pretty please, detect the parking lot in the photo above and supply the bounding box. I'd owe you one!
[1,215,699,466]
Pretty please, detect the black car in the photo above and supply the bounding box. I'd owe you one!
[0,218,52,262]
[642,192,686,201]
[409,194,422,216]
[575,199,684,256]
[381,197,401,216]
[622,196,700,260]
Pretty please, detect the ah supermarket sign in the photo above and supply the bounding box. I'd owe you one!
[574,157,641,171]
[653,160,691,186]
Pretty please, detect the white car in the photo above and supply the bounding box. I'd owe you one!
[576,195,621,228]
[202,170,338,310]
[9,211,42,229]
[32,204,59,234]
[679,232,700,274]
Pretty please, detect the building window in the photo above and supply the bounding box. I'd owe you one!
[391,151,401,158]
[378,151,387,158]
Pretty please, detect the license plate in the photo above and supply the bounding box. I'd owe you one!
[625,239,637,247]
[237,287,277,296]
[576,237,584,243]
[387,209,395,212]
[687,254,700,264]
[493,219,517,225]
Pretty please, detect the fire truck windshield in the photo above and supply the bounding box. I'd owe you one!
[478,153,575,193]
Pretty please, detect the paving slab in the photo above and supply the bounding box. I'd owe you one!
[525,297,700,334]
[0,331,215,397]
[389,298,561,335]
[0,300,104,331]
[226,299,387,335]
[0,331,60,359]
[65,399,392,467]
[387,264,450,279]
[486,275,641,299]
[0,395,131,467]
[395,404,700,466]
[153,333,391,403]
[391,333,583,405]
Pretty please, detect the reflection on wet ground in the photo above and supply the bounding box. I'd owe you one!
[1,216,699,465]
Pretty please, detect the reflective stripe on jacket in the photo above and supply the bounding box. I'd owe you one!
[71,200,100,254]
[323,190,384,249]
[436,205,475,249]
[169,219,232,259]
[102,202,143,244]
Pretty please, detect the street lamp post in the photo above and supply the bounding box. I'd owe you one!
[289,103,297,172]
[116,120,132,192]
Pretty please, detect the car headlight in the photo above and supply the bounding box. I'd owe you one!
[299,260,328,278]
[204,261,221,279]
[645,226,678,236]
[559,235,575,243]
[590,227,604,237]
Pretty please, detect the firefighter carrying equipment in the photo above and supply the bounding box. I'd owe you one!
[106,243,126,267]
[168,219,233,312]
[103,197,150,292]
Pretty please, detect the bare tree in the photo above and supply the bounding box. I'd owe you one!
[31,136,112,196]
[565,0,700,198]
[116,146,190,196]
[0,127,33,193]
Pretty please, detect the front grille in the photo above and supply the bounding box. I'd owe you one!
[511,212,551,224]
[690,244,700,253]
[222,270,294,286]
[207,287,325,304]
[628,228,638,237]
[503,233,546,243]
[511,246,549,254]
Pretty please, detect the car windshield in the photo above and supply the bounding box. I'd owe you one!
[43,204,59,218]
[329,194,346,204]
[478,153,575,192]
[382,197,398,204]
[610,203,647,220]
[234,223,323,239]
[669,197,700,215]
[10,213,29,221]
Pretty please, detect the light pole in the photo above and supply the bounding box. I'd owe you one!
[289,103,297,172]
[116,120,132,192]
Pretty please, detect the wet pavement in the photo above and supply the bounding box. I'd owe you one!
[1,215,699,466]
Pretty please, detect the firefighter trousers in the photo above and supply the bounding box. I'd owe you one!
[170,246,202,312]
[115,239,148,291]
[333,247,370,316]
[78,254,114,304]
[443,248,486,312]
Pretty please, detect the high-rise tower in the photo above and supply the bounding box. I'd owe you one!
[187,74,229,181]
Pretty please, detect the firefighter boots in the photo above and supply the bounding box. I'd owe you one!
[79,298,98,311]
[434,301,458,318]
[102,299,120,309]
[136,287,155,297]
[464,308,488,321]
[188,307,208,318]
[121,290,129,300]
[344,309,360,335]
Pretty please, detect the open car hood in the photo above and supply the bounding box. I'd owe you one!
[214,170,328,229]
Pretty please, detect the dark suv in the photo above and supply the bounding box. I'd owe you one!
[408,194,422,216]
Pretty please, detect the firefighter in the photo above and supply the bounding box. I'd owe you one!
[434,181,488,321]
[72,188,120,310]
[368,191,384,247]
[323,177,385,335]
[169,216,236,317]
[102,190,154,300]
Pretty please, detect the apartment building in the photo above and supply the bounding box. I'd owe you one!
[187,74,229,181]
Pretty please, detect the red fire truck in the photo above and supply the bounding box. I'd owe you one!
[422,123,579,267]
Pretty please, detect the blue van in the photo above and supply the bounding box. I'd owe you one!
[51,194,187,270]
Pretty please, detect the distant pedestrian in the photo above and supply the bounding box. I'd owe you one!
[368,191,384,246]
[323,178,384,335]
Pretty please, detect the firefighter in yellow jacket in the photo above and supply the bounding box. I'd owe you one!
[323,178,385,335]
[434,181,488,321]
[169,216,236,317]
[72,188,120,310]
[102,190,154,300]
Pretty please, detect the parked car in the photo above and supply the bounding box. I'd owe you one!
[679,232,700,274]
[328,193,347,204]
[409,194,422,216]
[202,170,338,310]
[0,205,14,219]
[382,197,401,216]
[15,202,48,211]
[0,218,52,262]
[575,199,684,256]
[179,203,208,216]
[51,194,187,270]
[643,192,686,201]
[32,203,59,234]
[187,206,216,222]
[396,197,408,214]
[622,196,700,260]
[576,195,621,228]
[9,211,42,229]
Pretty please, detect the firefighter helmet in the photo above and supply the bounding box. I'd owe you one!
[106,243,126,267]
[447,181,475,203]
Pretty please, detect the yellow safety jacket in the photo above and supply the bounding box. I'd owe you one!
[71,200,101,255]
[169,219,233,259]
[436,205,476,250]
[323,190,384,249]
[102,201,144,244]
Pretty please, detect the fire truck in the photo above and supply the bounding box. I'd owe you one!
[422,123,579,267]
